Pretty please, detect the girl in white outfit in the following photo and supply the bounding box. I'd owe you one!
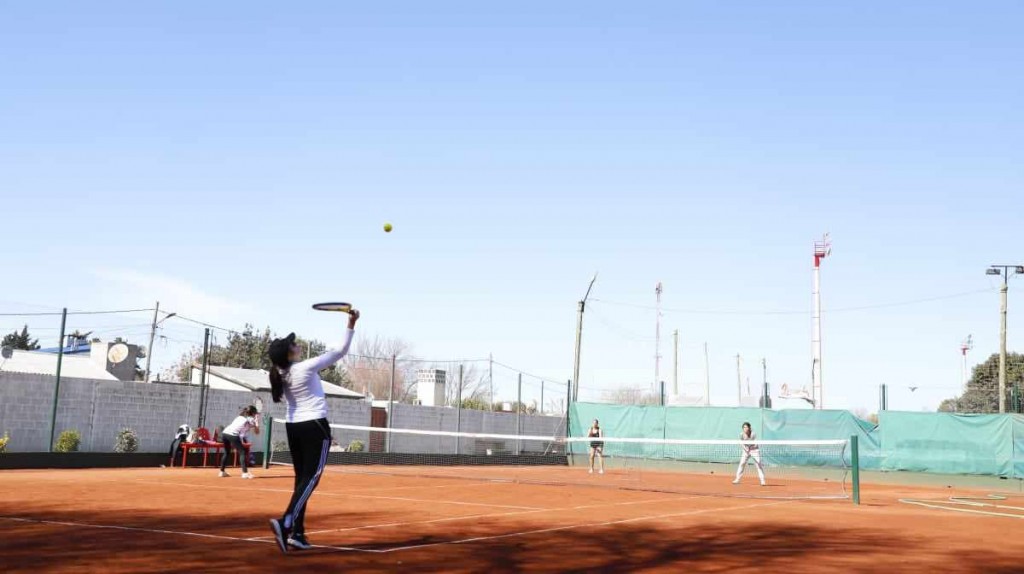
[733,421,766,486]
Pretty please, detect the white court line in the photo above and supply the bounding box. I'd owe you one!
[346,481,503,494]
[287,494,704,538]
[899,499,1024,519]
[136,480,543,511]
[381,499,796,553]
[0,515,381,553]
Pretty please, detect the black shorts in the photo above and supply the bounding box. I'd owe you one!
[590,442,603,450]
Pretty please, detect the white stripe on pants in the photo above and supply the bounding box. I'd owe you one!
[735,449,766,484]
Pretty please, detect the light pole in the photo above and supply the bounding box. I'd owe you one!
[571,273,598,402]
[986,265,1023,413]
[144,305,177,383]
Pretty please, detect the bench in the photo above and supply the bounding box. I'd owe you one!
[173,427,252,468]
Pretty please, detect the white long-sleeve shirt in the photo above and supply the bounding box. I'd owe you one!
[283,329,355,423]
[741,431,760,453]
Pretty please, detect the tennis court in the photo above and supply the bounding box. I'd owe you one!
[2,464,1023,573]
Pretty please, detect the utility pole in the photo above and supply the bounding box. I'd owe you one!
[572,273,598,402]
[736,354,742,406]
[143,304,176,383]
[812,234,832,410]
[673,329,679,396]
[986,265,1023,413]
[489,353,494,411]
[145,302,160,383]
[703,342,710,406]
[655,282,662,391]
[960,335,973,390]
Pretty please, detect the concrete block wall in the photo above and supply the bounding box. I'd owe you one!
[386,403,565,455]
[0,372,372,454]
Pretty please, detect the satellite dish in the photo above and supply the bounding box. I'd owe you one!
[107,343,130,364]
[1,346,12,359]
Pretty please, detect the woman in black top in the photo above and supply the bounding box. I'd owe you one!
[588,419,604,475]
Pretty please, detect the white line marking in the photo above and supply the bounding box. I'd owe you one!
[285,495,705,538]
[899,498,1024,519]
[136,480,543,511]
[381,499,795,553]
[0,515,381,553]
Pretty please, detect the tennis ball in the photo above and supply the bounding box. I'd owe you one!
[384,223,393,233]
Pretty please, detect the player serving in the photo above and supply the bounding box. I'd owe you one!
[588,419,605,475]
[733,421,766,486]
[267,308,360,553]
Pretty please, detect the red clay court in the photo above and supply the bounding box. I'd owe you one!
[2,465,1023,573]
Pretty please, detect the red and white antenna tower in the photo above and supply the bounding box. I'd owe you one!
[960,335,973,389]
[812,233,831,410]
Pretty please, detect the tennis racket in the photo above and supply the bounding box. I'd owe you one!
[312,302,353,313]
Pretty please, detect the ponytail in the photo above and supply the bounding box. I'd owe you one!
[269,367,288,403]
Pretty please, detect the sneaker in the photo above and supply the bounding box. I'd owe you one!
[219,471,229,478]
[287,534,314,550]
[588,469,593,474]
[269,519,289,554]
[732,479,740,485]
[760,482,767,487]
[598,469,604,475]
[242,472,255,479]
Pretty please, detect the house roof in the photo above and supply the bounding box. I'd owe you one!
[0,350,118,380]
[197,364,364,399]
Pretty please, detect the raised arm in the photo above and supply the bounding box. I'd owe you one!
[299,309,360,372]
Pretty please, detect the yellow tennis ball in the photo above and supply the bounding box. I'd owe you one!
[384,223,393,233]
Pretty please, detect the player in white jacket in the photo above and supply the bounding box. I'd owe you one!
[733,422,766,486]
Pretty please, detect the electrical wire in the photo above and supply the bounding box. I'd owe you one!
[591,287,995,316]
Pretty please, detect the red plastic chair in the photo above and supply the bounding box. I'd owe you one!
[177,427,223,468]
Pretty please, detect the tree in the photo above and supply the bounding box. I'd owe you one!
[2,325,40,350]
[603,386,662,406]
[343,334,415,401]
[165,324,348,386]
[439,361,489,407]
[938,352,1024,413]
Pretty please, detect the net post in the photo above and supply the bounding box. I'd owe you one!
[566,379,573,466]
[262,413,273,469]
[516,373,522,455]
[456,364,463,455]
[850,434,860,505]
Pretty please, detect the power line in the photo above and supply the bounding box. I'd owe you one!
[163,312,235,333]
[591,288,994,316]
[0,307,155,317]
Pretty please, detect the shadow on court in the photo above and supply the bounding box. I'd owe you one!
[2,505,1022,573]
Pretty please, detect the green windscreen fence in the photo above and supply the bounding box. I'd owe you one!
[878,411,1018,477]
[570,403,875,467]
[570,403,1024,478]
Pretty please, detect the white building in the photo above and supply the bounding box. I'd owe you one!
[188,364,365,399]
[0,339,141,382]
[416,369,446,407]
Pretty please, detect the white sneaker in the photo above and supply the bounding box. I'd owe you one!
[588,469,593,474]
[599,469,604,475]
[760,482,767,487]
[219,471,229,478]
[242,472,255,479]
[732,479,740,484]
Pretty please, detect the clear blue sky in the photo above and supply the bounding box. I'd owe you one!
[2,2,1022,413]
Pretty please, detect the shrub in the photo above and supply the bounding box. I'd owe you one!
[0,432,9,453]
[347,439,365,453]
[114,428,139,453]
[54,430,81,453]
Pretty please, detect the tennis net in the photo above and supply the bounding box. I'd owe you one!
[265,419,855,500]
